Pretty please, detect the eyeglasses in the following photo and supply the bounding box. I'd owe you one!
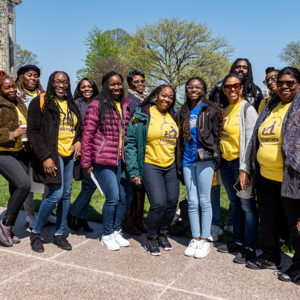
[132,79,146,84]
[277,80,297,88]
[263,75,277,86]
[53,79,69,87]
[186,85,203,90]
[223,82,242,92]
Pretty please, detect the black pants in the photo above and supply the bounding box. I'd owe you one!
[142,162,179,237]
[0,150,31,226]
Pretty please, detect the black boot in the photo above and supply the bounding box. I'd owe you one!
[67,212,78,231]
[77,218,93,232]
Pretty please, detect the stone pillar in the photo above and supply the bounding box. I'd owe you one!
[8,11,15,78]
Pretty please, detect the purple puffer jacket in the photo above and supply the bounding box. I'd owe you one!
[81,97,131,168]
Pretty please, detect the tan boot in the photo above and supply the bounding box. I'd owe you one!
[133,191,147,233]
[123,194,141,235]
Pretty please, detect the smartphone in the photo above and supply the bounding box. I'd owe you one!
[233,181,242,192]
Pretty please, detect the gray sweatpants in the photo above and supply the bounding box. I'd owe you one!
[24,186,49,216]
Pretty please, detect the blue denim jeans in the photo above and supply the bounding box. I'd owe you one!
[93,160,133,236]
[220,158,258,249]
[33,155,74,235]
[211,184,233,227]
[69,169,97,219]
[183,161,214,239]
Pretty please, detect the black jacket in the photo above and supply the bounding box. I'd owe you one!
[27,96,82,185]
[176,99,222,181]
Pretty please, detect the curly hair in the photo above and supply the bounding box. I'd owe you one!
[73,77,99,100]
[42,71,81,129]
[16,74,45,96]
[127,69,145,86]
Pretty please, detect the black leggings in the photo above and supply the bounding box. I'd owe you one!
[0,150,31,226]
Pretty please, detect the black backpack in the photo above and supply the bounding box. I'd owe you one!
[179,194,191,233]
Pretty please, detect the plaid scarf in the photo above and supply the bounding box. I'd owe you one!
[128,89,148,102]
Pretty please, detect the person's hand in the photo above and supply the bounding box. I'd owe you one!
[85,167,93,175]
[14,127,27,138]
[130,176,141,185]
[71,141,81,160]
[43,158,57,177]
[238,170,250,191]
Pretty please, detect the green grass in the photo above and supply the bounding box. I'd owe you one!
[0,175,294,253]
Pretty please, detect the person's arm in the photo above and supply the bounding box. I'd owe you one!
[80,103,99,170]
[125,117,140,182]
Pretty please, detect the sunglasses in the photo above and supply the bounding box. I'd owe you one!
[223,82,242,92]
[186,85,203,90]
[53,79,69,87]
[263,75,277,86]
[277,80,297,88]
[132,79,146,84]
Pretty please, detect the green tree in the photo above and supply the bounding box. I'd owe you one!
[123,17,234,91]
[278,41,300,69]
[15,44,42,74]
[77,26,121,80]
[104,28,131,48]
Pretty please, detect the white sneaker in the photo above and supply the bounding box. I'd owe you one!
[101,234,120,251]
[114,230,130,247]
[25,215,37,230]
[223,225,234,233]
[47,214,57,224]
[209,225,223,242]
[194,240,210,259]
[184,238,201,257]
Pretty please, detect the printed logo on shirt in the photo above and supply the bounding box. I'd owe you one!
[259,116,283,143]
[159,122,178,145]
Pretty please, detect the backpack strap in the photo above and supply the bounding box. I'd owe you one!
[244,102,251,118]
[40,93,45,112]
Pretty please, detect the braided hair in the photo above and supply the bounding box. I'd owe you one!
[97,71,124,132]
[139,84,176,112]
[229,58,258,98]
[42,71,81,129]
[16,74,45,97]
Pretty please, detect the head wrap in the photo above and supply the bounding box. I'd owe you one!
[16,65,41,82]
[0,70,9,86]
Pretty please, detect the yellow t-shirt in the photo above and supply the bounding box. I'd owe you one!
[258,97,271,116]
[145,106,178,167]
[257,102,291,182]
[56,98,78,157]
[26,90,38,98]
[114,101,123,160]
[212,172,218,186]
[0,106,26,152]
[220,102,242,161]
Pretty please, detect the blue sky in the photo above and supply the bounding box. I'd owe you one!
[15,0,300,92]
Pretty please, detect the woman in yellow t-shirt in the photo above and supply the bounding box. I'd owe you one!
[125,84,179,256]
[27,71,82,253]
[0,71,31,247]
[217,73,258,264]
[247,67,300,283]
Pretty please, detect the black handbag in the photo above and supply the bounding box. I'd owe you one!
[188,133,218,162]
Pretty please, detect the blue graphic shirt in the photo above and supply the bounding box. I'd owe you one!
[183,102,204,167]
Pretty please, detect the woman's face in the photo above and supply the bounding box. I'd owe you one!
[23,71,39,90]
[277,74,300,103]
[156,87,174,112]
[52,72,69,98]
[0,78,17,101]
[222,77,243,103]
[80,80,93,99]
[130,75,145,94]
[265,71,278,94]
[186,79,204,102]
[108,75,123,100]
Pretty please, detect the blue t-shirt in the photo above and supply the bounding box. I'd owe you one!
[183,102,204,167]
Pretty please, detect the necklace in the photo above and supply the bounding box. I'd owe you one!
[154,105,167,123]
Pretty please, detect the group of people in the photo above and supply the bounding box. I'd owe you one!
[0,58,300,283]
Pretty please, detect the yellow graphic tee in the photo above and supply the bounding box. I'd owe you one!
[0,106,26,152]
[220,102,242,161]
[114,101,123,160]
[56,98,78,157]
[145,106,178,167]
[258,97,271,116]
[257,102,291,182]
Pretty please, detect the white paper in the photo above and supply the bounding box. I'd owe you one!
[28,167,45,194]
[90,171,103,195]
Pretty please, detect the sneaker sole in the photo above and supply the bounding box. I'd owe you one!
[160,246,172,251]
[100,240,120,251]
[52,242,72,251]
[194,248,211,259]
[31,247,44,253]
[144,245,161,256]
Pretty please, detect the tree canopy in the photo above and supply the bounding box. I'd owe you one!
[15,44,42,74]
[278,41,300,70]
[122,17,234,91]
